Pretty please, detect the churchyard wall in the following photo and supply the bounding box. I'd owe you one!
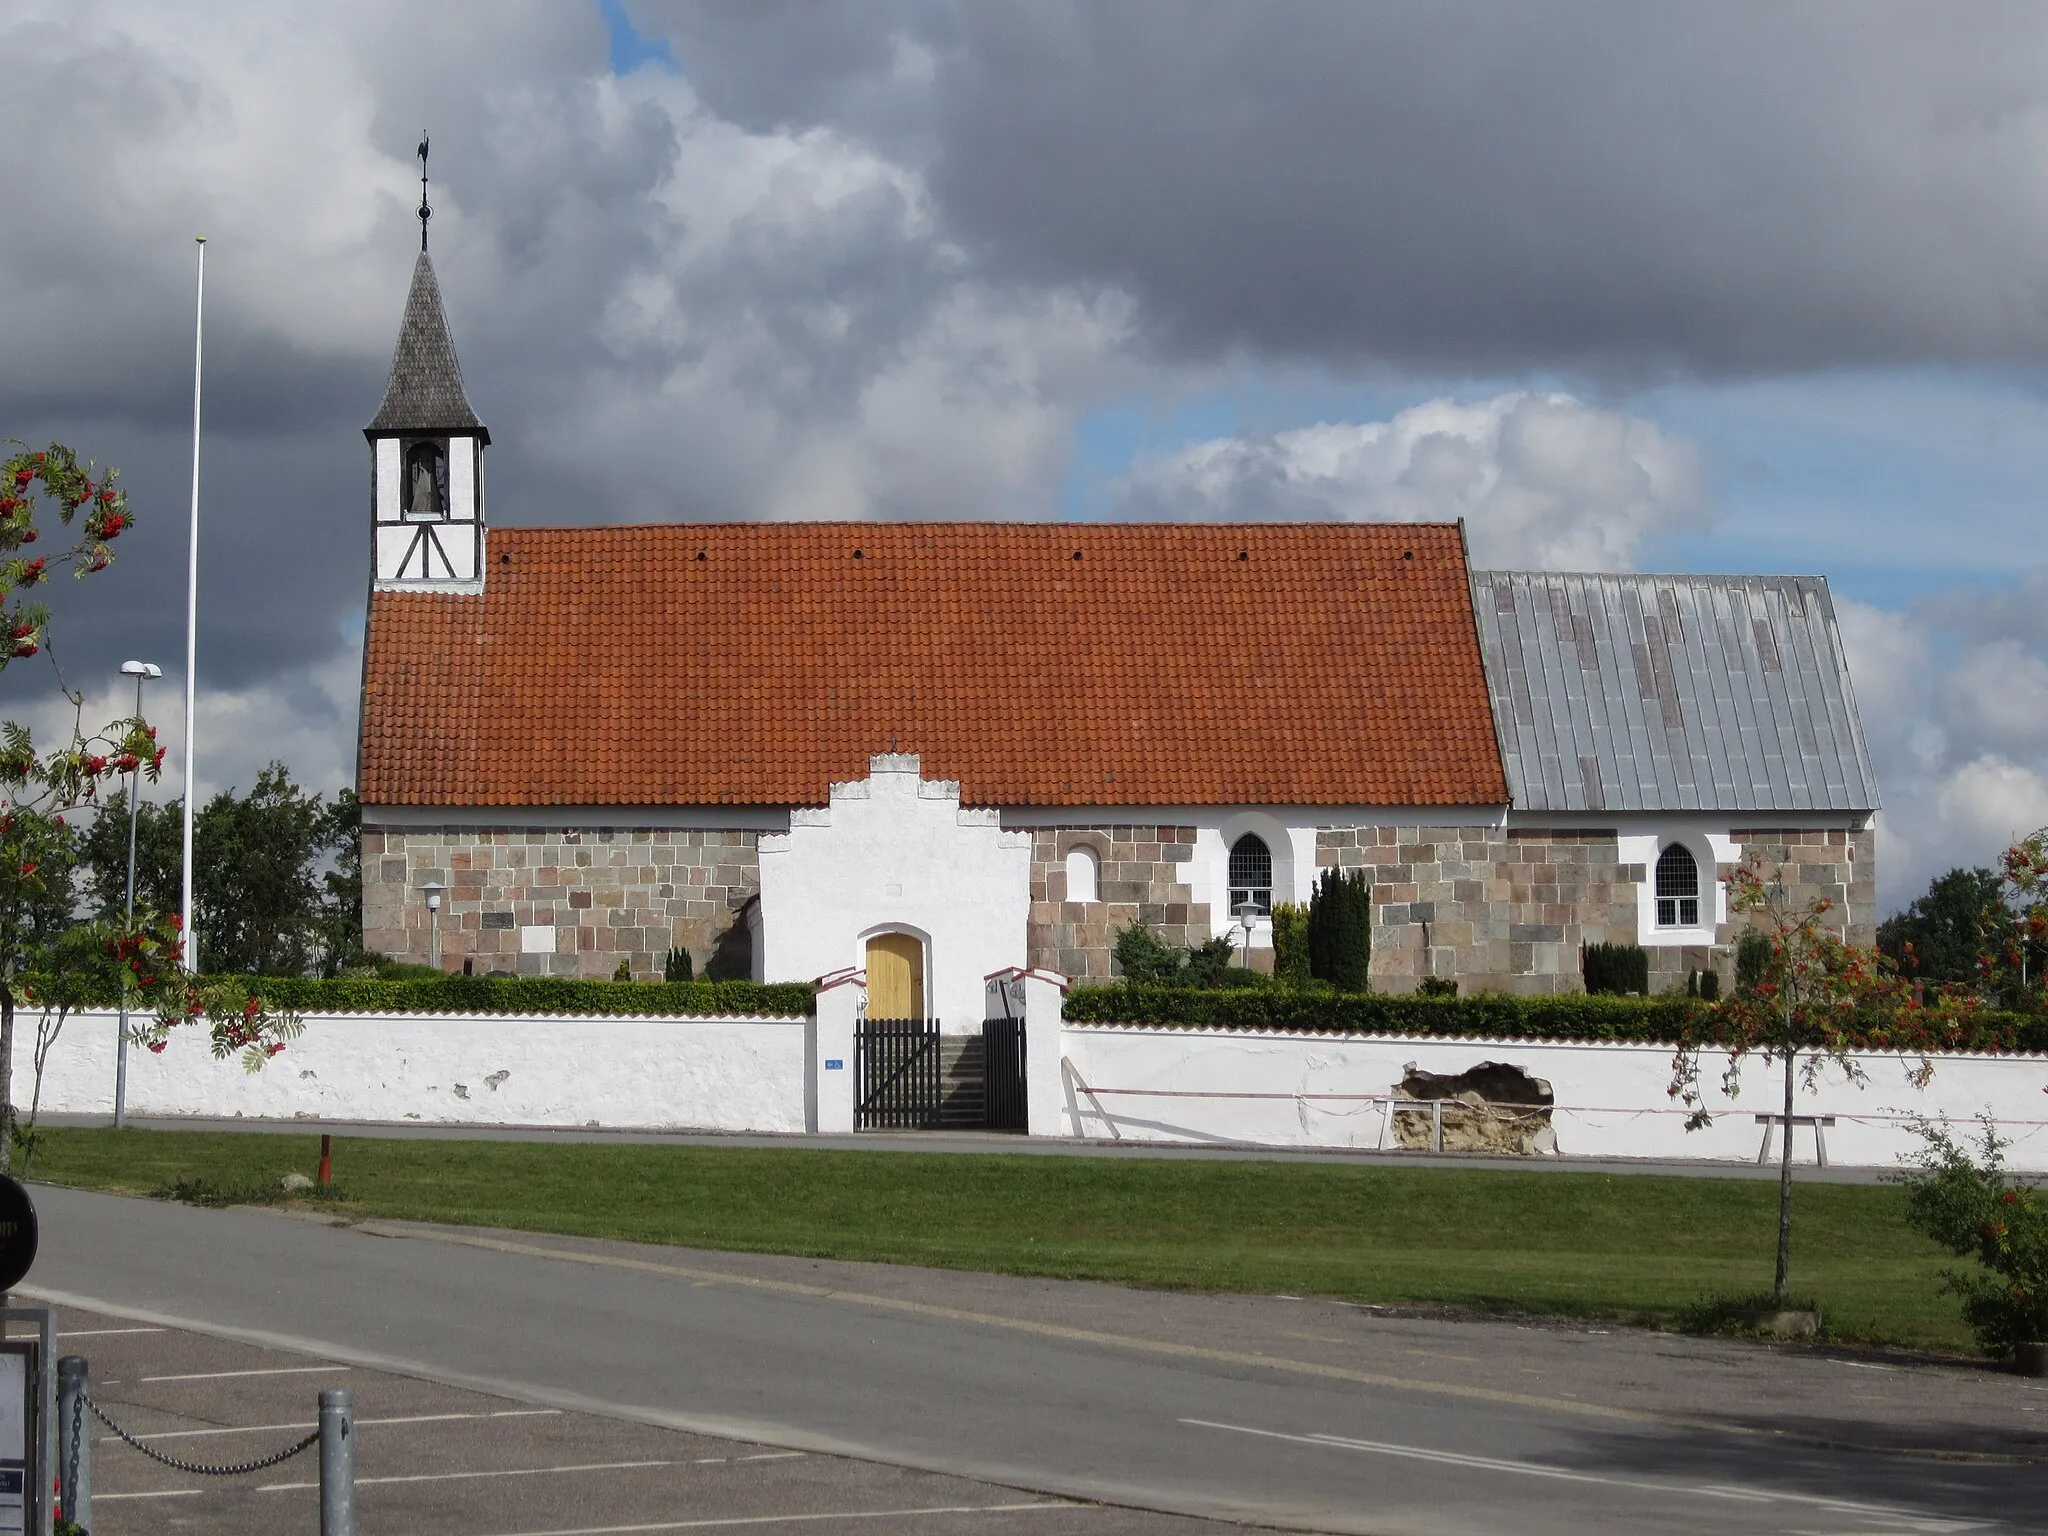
[361,824,761,980]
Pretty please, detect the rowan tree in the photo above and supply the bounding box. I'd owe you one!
[0,442,299,1171]
[1668,853,1959,1306]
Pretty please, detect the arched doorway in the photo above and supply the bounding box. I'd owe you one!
[865,932,927,1019]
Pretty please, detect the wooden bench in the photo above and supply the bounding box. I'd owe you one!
[1755,1113,1837,1168]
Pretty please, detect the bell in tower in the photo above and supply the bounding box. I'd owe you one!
[365,139,488,588]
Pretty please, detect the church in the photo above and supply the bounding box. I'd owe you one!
[356,250,1879,1020]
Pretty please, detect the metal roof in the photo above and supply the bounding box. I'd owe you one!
[1469,571,1879,814]
[365,253,487,440]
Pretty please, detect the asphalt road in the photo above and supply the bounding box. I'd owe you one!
[22,1184,2043,1535]
[36,1304,1230,1535]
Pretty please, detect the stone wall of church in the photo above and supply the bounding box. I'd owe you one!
[1311,822,1876,996]
[361,825,759,980]
[1026,824,1210,980]
[1315,824,1634,995]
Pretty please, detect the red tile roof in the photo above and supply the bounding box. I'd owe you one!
[358,522,1508,809]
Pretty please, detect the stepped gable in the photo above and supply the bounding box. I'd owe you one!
[359,520,1509,809]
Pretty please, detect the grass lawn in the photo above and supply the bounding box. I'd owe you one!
[22,1127,1976,1353]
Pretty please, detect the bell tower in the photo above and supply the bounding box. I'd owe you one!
[365,137,487,590]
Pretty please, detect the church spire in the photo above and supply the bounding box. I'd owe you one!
[365,251,486,440]
[365,175,488,591]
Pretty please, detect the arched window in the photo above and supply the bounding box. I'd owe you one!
[1655,843,1700,927]
[1064,845,1099,904]
[403,440,448,519]
[1228,833,1273,917]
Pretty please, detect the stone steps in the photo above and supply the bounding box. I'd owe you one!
[937,1034,986,1128]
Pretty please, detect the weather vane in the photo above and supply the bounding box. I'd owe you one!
[417,132,432,252]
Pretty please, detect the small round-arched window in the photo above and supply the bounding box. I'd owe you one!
[1064,845,1099,904]
[1655,843,1700,927]
[1228,833,1273,917]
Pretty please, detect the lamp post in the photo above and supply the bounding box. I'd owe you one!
[422,882,444,972]
[113,660,162,1130]
[1234,900,1262,970]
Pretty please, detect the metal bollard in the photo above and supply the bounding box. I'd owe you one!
[318,1387,354,1536]
[56,1355,88,1529]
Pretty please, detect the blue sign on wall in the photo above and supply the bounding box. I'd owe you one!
[824,1059,844,1070]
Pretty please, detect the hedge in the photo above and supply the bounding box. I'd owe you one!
[43,975,816,1018]
[1062,983,2048,1052]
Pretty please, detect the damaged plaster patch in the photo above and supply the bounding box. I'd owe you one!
[453,1083,470,1100]
[484,1070,510,1091]
[1393,1060,1557,1154]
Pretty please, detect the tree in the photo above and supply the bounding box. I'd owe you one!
[0,442,299,1172]
[77,787,182,921]
[1877,867,2006,987]
[1669,854,1941,1305]
[1307,868,1371,990]
[1978,832,2048,1010]
[314,787,365,977]
[192,763,328,975]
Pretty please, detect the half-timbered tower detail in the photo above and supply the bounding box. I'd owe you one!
[365,252,487,589]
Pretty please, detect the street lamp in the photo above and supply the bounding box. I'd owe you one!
[1234,900,1262,970]
[113,660,162,1130]
[422,882,445,971]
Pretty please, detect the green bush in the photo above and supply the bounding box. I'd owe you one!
[1271,902,1311,986]
[1901,1116,2048,1357]
[1416,976,1458,998]
[1308,868,1371,990]
[1064,984,1707,1041]
[124,974,817,1017]
[1698,968,1721,1002]
[664,946,694,983]
[1111,921,1249,988]
[1062,984,2048,1051]
[1583,942,1649,996]
[1736,932,1771,993]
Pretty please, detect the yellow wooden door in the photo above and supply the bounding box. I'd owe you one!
[865,933,925,1019]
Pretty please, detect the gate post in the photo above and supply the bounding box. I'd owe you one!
[1020,968,1069,1138]
[55,1355,86,1530]
[811,970,862,1134]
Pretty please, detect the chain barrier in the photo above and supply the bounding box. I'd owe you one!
[80,1389,319,1477]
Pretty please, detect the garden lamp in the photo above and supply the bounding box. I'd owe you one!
[422,881,445,971]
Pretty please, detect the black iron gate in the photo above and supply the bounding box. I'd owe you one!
[982,1017,1027,1131]
[856,1017,942,1129]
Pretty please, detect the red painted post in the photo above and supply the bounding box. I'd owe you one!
[317,1133,333,1190]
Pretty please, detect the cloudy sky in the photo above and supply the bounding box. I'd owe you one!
[5,0,2047,912]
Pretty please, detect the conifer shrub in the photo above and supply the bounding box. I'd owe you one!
[1271,902,1311,986]
[1307,869,1371,991]
[1582,942,1649,996]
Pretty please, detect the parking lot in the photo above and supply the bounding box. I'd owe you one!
[28,1304,1235,1535]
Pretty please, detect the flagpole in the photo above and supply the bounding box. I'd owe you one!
[180,236,205,972]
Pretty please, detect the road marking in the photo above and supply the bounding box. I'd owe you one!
[350,1223,1654,1427]
[58,1327,165,1338]
[107,1407,561,1443]
[141,1365,351,1382]
[477,1504,1075,1536]
[737,1452,803,1462]
[259,1458,678,1493]
[1182,1420,1987,1529]
[94,1488,204,1501]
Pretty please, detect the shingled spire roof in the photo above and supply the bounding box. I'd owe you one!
[365,252,487,441]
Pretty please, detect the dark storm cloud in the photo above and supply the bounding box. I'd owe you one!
[638,0,2048,375]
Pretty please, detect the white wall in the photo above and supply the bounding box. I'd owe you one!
[1055,1023,2048,1169]
[758,754,1031,1030]
[15,1009,809,1134]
